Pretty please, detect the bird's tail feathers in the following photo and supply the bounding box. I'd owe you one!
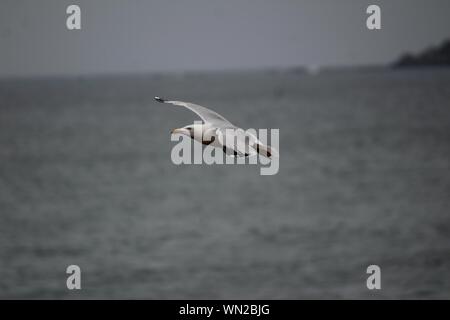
[256,143,278,158]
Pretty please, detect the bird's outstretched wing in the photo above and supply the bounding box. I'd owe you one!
[216,128,258,157]
[217,128,277,158]
[155,97,233,126]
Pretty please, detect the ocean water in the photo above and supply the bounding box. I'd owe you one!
[0,68,450,299]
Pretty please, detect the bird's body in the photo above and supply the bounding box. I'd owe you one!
[155,96,276,158]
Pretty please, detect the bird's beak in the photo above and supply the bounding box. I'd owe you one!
[171,128,185,135]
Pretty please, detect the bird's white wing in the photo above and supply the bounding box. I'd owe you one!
[216,128,258,157]
[155,97,233,126]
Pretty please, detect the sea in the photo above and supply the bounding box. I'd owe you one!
[0,68,449,298]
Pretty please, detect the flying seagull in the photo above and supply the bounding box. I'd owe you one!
[155,97,275,158]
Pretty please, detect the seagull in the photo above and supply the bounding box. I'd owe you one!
[155,96,275,158]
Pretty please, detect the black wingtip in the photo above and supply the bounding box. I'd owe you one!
[154,96,166,103]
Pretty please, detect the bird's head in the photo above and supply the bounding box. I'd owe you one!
[170,124,199,138]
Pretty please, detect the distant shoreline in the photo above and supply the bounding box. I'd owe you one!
[393,39,450,68]
[2,63,450,82]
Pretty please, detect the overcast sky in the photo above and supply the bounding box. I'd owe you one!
[1,0,450,77]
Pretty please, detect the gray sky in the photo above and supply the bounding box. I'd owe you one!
[1,0,450,77]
